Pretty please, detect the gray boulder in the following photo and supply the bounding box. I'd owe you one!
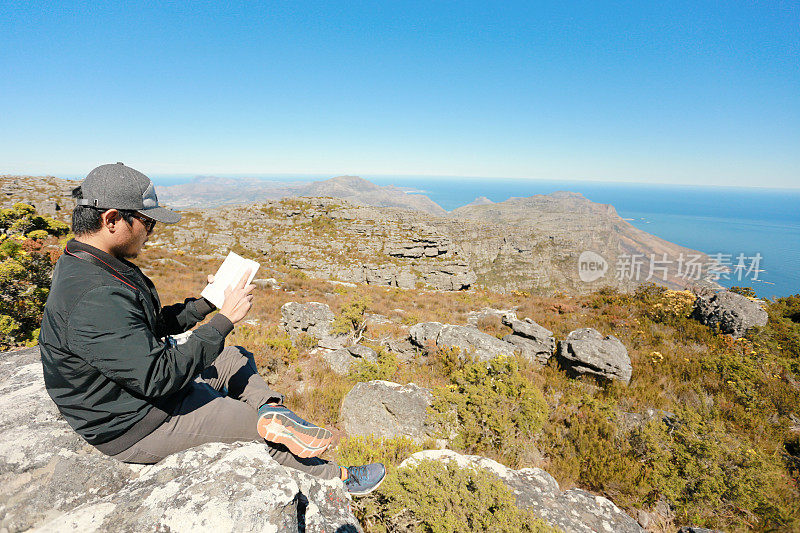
[692,289,768,338]
[0,347,362,532]
[466,307,516,327]
[400,450,643,533]
[281,301,346,349]
[501,313,556,364]
[557,328,632,384]
[408,321,445,348]
[409,322,516,362]
[502,335,555,365]
[381,337,419,361]
[341,381,434,441]
[323,345,379,376]
[281,301,335,338]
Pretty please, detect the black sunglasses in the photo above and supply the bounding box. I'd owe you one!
[130,212,157,232]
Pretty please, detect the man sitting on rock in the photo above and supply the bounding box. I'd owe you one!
[38,162,384,496]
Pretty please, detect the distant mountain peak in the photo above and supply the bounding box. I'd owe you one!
[315,175,381,191]
[462,196,494,208]
[156,174,447,216]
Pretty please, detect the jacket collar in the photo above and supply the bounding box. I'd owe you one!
[66,239,137,274]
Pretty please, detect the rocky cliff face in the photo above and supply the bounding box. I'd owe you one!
[451,191,720,293]
[161,197,478,291]
[160,193,718,294]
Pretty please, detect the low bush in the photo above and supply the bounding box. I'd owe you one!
[331,296,370,335]
[635,408,797,531]
[430,355,548,467]
[359,460,559,533]
[541,395,649,508]
[349,348,400,382]
[0,203,65,348]
[335,434,425,467]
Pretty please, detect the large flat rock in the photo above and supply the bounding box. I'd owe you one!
[0,347,362,533]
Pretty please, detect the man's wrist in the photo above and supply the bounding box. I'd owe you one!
[194,297,216,315]
[208,313,234,336]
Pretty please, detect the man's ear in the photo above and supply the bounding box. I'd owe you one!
[101,209,120,232]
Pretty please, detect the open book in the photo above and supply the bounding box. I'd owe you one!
[201,251,260,309]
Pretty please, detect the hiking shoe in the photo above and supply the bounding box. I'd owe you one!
[344,463,386,496]
[256,405,332,459]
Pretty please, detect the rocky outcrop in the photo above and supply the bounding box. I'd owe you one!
[466,306,516,326]
[0,347,362,532]
[557,328,632,384]
[400,450,643,533]
[502,313,557,365]
[0,175,76,220]
[385,234,450,258]
[408,322,517,362]
[692,289,768,338]
[37,442,361,533]
[340,381,434,441]
[299,259,476,291]
[281,301,345,349]
[323,345,379,376]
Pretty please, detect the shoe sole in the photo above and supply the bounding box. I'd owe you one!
[257,412,333,459]
[347,472,386,497]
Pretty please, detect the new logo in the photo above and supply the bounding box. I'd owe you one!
[578,251,608,282]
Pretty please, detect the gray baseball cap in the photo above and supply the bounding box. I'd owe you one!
[76,162,181,224]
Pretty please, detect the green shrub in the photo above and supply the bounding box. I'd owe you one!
[295,332,319,350]
[752,295,800,369]
[360,460,559,533]
[11,202,35,216]
[541,396,649,508]
[646,289,696,324]
[263,334,299,362]
[0,239,22,259]
[0,314,23,346]
[349,348,399,382]
[430,355,548,467]
[730,286,757,298]
[0,202,60,348]
[0,253,53,348]
[335,434,425,467]
[634,409,797,531]
[331,296,369,335]
[45,217,70,236]
[26,229,49,241]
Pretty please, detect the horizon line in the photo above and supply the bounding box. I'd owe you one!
[6,171,800,191]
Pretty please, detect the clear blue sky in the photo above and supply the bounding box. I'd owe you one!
[2,1,798,187]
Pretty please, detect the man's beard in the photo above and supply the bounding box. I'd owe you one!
[110,242,140,260]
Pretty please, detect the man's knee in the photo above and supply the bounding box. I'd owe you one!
[221,345,257,370]
[201,345,257,383]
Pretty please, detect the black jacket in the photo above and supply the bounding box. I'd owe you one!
[39,239,234,455]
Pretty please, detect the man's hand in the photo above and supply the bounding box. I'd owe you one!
[219,269,255,325]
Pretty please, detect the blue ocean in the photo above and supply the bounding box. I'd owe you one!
[147,174,799,299]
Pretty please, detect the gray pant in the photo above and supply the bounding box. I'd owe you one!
[111,346,341,480]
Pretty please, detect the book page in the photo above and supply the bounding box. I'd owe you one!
[201,251,260,309]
